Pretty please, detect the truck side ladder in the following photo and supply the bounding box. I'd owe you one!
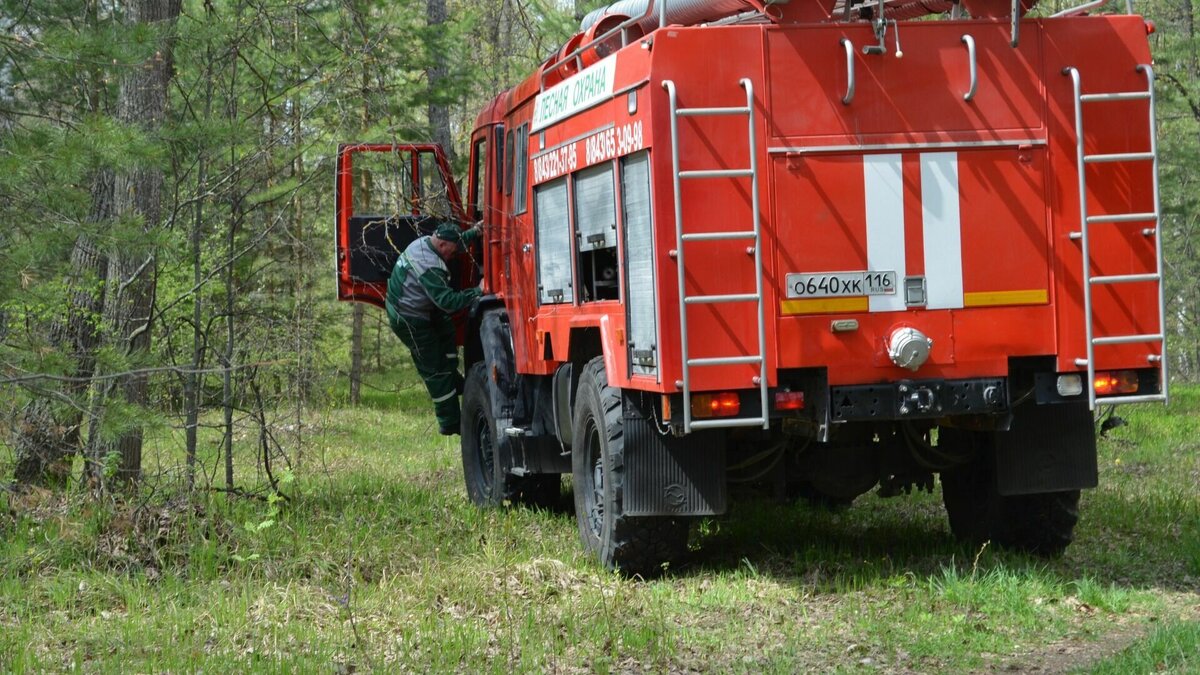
[1064,65,1169,410]
[662,78,769,433]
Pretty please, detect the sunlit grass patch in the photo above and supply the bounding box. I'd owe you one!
[1083,620,1200,674]
[0,383,1197,671]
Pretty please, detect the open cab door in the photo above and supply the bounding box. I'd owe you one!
[335,143,469,308]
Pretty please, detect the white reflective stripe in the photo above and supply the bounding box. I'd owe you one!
[864,154,908,313]
[921,152,964,310]
[431,390,457,403]
[445,353,457,359]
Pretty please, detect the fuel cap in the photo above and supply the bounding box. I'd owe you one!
[888,327,933,371]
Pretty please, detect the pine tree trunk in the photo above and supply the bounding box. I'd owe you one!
[348,5,370,407]
[350,304,364,404]
[186,26,215,489]
[224,0,245,494]
[427,0,453,164]
[375,314,383,372]
[86,0,182,488]
[12,233,107,485]
[13,174,112,487]
[1185,0,1197,75]
[12,0,113,488]
[291,7,308,461]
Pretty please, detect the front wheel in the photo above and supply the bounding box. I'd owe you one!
[461,362,559,507]
[461,362,500,506]
[571,357,688,575]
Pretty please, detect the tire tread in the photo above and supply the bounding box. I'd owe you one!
[574,358,688,576]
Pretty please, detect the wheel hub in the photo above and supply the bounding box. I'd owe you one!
[475,412,493,490]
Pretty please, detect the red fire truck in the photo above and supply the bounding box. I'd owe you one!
[335,0,1168,573]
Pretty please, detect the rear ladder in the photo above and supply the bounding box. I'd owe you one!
[1063,65,1169,410]
[662,78,769,433]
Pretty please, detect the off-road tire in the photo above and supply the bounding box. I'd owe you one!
[571,357,688,575]
[940,437,1080,557]
[461,362,560,507]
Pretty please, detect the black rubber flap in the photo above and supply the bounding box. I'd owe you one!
[623,416,727,517]
[994,401,1098,496]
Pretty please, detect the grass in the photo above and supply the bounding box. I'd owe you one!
[1,372,1197,672]
[1083,621,1200,674]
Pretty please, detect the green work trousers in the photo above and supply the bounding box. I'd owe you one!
[390,313,464,432]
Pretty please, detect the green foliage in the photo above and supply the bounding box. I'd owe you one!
[1142,2,1200,379]
[1084,621,1200,674]
[1,380,1197,671]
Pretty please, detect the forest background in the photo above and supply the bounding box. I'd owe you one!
[1,1,1198,671]
[1,0,1197,493]
[0,0,596,492]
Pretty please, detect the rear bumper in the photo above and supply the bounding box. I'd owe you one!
[827,377,1008,422]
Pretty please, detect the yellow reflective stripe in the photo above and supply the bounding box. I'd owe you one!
[963,289,1048,307]
[780,297,870,315]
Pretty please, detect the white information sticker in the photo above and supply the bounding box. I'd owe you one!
[531,55,618,132]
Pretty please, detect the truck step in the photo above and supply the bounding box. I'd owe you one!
[1080,91,1151,102]
[1084,152,1154,163]
[1086,212,1157,224]
[1089,273,1160,285]
[689,417,767,430]
[683,293,760,304]
[681,231,756,242]
[676,105,752,117]
[1095,393,1167,405]
[1092,333,1163,346]
[687,355,763,367]
[679,168,753,179]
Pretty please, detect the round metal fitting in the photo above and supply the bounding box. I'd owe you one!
[888,327,933,372]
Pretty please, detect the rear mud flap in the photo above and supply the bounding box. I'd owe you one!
[622,394,727,516]
[994,401,1098,496]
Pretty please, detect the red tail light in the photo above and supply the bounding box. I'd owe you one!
[774,391,805,411]
[1094,370,1139,396]
[691,392,740,418]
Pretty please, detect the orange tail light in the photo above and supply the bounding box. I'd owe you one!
[1094,370,1139,396]
[691,392,740,419]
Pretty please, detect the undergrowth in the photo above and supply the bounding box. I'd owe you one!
[0,377,1196,672]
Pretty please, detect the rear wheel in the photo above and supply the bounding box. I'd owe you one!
[571,358,688,575]
[461,362,560,507]
[940,431,1080,557]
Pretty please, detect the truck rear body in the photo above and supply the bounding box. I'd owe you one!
[485,16,1164,421]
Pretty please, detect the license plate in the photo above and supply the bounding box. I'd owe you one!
[785,271,897,299]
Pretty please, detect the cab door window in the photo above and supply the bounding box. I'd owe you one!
[468,136,487,222]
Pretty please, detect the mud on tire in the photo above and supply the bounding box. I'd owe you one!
[571,357,688,575]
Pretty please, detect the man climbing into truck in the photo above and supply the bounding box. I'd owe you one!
[385,222,482,435]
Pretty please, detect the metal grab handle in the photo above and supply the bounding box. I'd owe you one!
[962,35,977,101]
[841,38,855,105]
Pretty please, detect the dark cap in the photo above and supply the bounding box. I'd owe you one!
[432,222,466,249]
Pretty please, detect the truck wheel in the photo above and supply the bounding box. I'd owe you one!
[461,362,559,508]
[571,357,688,575]
[461,362,500,506]
[940,440,1080,557]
